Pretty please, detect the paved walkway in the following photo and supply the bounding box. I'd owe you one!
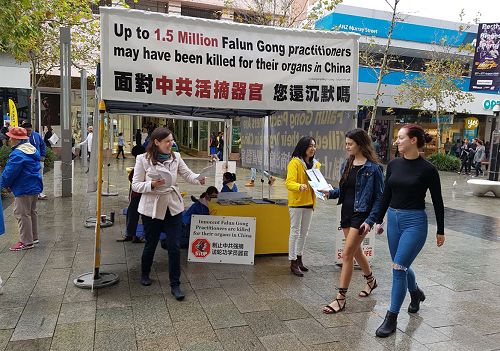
[0,156,499,351]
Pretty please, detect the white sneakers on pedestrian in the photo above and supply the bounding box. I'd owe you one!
[38,193,47,200]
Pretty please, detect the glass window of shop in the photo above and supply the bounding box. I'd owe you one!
[199,121,208,152]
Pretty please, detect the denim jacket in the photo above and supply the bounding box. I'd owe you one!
[328,159,384,227]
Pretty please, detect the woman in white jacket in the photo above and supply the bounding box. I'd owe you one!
[132,128,205,300]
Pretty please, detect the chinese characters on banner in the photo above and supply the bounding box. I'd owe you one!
[100,8,359,111]
[469,23,500,92]
[187,215,256,265]
[240,111,356,182]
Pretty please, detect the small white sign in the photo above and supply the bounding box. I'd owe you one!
[188,215,256,265]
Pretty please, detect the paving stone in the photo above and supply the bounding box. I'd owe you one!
[10,297,61,341]
[50,321,94,351]
[0,329,13,351]
[5,338,52,351]
[229,292,270,313]
[259,333,304,351]
[95,307,134,332]
[267,298,312,321]
[0,308,23,329]
[94,329,137,351]
[136,337,181,351]
[195,287,232,306]
[244,311,291,337]
[57,301,96,324]
[173,320,219,350]
[203,304,247,329]
[284,318,336,346]
[215,326,265,351]
[167,300,209,323]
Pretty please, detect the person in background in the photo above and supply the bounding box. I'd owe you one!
[374,124,444,338]
[78,126,93,160]
[473,139,486,177]
[372,136,381,156]
[132,127,205,300]
[221,172,238,192]
[2,127,43,251]
[0,122,10,142]
[116,132,126,159]
[209,132,219,162]
[21,122,46,200]
[444,138,453,155]
[285,136,320,277]
[458,139,470,175]
[190,186,218,203]
[454,139,462,158]
[245,168,276,187]
[217,131,224,161]
[43,126,53,149]
[322,129,384,314]
[117,146,147,243]
[135,129,142,146]
[181,187,219,248]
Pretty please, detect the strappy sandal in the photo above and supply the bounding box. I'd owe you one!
[323,288,347,314]
[359,272,378,297]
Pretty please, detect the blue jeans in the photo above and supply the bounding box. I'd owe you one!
[387,208,428,314]
[141,209,182,287]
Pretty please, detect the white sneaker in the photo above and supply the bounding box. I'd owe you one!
[33,239,39,245]
[38,193,47,200]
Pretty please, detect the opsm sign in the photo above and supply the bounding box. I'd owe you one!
[483,99,500,110]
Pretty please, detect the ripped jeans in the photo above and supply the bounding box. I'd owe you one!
[387,208,428,314]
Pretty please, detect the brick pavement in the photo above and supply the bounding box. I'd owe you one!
[0,156,499,351]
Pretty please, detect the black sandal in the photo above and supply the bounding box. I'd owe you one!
[359,272,378,297]
[323,288,347,314]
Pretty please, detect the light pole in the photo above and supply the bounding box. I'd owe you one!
[488,104,500,181]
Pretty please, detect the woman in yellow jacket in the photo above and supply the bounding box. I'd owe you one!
[285,136,320,276]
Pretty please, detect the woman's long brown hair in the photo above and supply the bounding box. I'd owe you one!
[146,127,173,165]
[340,128,380,184]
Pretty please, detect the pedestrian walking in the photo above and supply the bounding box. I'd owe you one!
[458,139,470,175]
[217,131,224,161]
[473,139,486,177]
[374,124,444,338]
[2,127,43,251]
[209,132,219,162]
[43,126,53,148]
[116,132,126,159]
[132,127,205,300]
[78,126,93,160]
[322,129,384,314]
[285,136,320,277]
[21,122,47,200]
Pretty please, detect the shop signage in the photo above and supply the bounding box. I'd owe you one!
[465,117,479,130]
[483,99,500,110]
[431,115,454,124]
[469,23,500,92]
[187,215,256,265]
[100,7,359,111]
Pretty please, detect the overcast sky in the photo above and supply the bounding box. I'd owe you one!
[340,0,499,24]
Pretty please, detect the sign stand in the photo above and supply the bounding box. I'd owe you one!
[74,101,119,289]
[102,163,119,196]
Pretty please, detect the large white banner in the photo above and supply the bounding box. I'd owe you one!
[100,8,359,111]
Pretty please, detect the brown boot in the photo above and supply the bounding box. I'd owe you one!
[290,260,304,277]
[269,176,276,186]
[297,255,308,272]
[245,180,255,187]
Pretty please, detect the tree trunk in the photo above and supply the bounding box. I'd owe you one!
[30,60,37,128]
[435,108,442,153]
[367,0,399,137]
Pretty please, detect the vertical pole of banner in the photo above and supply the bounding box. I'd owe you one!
[60,27,72,197]
[261,116,266,199]
[94,101,106,281]
[81,69,88,169]
[267,114,271,200]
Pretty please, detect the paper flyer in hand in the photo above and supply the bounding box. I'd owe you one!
[196,164,215,180]
[306,168,333,201]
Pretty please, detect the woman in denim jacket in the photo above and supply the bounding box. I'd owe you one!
[322,129,384,314]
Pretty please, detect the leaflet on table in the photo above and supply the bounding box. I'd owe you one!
[306,168,333,201]
[196,164,215,180]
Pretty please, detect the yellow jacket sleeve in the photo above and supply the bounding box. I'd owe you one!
[285,159,302,192]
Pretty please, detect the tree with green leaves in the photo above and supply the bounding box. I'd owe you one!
[226,0,342,29]
[0,0,102,127]
[396,38,475,152]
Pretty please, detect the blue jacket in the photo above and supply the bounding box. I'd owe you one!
[328,159,384,227]
[182,201,210,226]
[1,142,43,197]
[221,182,238,193]
[29,132,46,158]
[0,180,4,235]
